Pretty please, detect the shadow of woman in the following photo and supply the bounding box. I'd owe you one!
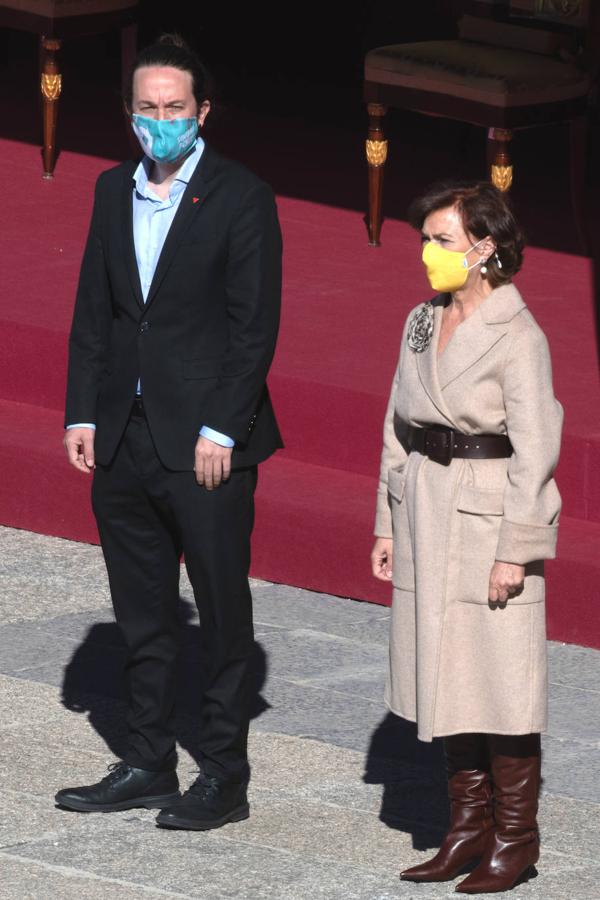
[364,711,449,851]
[60,598,270,769]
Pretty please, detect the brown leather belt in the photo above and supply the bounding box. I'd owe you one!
[407,425,512,467]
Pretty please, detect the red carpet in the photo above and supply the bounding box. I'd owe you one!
[1,137,599,647]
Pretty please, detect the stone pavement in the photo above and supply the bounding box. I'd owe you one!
[0,524,598,899]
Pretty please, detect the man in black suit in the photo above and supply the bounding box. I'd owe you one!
[56,34,283,831]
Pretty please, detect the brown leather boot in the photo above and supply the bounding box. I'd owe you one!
[456,733,541,894]
[401,734,493,882]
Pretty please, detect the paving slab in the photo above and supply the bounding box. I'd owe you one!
[0,527,111,624]
[0,526,599,899]
[539,735,600,804]
[249,674,386,751]
[0,854,190,900]
[253,626,387,683]
[547,641,600,693]
[251,582,388,635]
[546,682,600,743]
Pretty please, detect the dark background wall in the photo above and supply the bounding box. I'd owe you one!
[135,1,458,114]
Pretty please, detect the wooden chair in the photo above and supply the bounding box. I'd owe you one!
[0,0,139,178]
[364,0,595,246]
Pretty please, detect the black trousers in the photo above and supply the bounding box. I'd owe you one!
[91,410,257,781]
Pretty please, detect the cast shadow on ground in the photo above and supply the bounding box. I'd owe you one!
[60,598,270,769]
[364,712,449,851]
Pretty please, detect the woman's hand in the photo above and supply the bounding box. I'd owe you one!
[488,561,525,604]
[371,538,393,581]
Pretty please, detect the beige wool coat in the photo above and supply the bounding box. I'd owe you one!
[374,283,563,742]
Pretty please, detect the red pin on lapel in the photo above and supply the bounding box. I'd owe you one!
[192,197,200,204]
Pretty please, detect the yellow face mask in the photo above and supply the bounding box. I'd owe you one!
[422,238,486,293]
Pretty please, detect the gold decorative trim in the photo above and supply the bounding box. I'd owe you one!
[41,73,62,101]
[540,0,582,19]
[490,127,513,143]
[366,139,388,167]
[491,164,513,192]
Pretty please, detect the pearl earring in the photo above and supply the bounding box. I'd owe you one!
[480,261,488,275]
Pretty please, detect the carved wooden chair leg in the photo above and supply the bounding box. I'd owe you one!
[366,102,388,246]
[488,127,513,192]
[569,115,590,255]
[41,36,62,179]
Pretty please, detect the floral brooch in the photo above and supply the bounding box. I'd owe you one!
[407,302,434,353]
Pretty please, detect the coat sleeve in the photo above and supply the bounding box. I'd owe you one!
[495,318,563,565]
[374,320,411,538]
[64,173,112,427]
[200,181,282,444]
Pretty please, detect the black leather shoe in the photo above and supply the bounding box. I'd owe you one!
[55,762,180,812]
[156,773,249,830]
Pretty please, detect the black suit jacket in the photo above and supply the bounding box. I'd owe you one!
[65,144,284,470]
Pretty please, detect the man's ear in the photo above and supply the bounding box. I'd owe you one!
[198,100,211,128]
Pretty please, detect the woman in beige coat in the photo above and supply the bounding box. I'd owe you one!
[371,181,562,894]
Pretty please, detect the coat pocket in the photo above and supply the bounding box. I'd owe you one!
[455,485,543,605]
[387,467,406,503]
[182,358,222,380]
[388,468,414,591]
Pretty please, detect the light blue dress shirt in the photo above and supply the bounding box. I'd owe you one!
[68,137,234,448]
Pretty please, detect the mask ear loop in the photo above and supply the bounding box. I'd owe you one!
[474,237,499,277]
[465,236,490,270]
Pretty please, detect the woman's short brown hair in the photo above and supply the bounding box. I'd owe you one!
[408,181,525,288]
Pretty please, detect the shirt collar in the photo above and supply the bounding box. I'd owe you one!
[133,136,206,198]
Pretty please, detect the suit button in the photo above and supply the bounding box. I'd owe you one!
[139,321,150,334]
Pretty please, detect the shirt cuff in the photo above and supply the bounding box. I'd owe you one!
[66,423,96,430]
[199,426,234,448]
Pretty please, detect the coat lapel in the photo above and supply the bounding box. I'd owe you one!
[142,144,221,312]
[121,162,145,311]
[437,284,526,390]
[415,298,459,428]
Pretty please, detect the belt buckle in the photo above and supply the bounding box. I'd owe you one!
[424,428,454,466]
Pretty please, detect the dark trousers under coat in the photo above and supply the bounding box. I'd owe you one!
[92,409,257,781]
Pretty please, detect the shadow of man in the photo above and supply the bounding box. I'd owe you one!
[61,597,270,769]
[364,711,449,851]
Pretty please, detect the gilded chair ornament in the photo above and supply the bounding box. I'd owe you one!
[41,73,62,101]
[366,139,388,167]
[540,0,582,18]
[491,164,513,192]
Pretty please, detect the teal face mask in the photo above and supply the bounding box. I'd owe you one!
[131,114,199,164]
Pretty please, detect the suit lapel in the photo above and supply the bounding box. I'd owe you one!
[142,144,221,312]
[121,162,145,311]
[415,300,459,427]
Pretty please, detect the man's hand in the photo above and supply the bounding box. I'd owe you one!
[488,560,525,605]
[371,537,394,582]
[64,427,96,473]
[195,436,233,490]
